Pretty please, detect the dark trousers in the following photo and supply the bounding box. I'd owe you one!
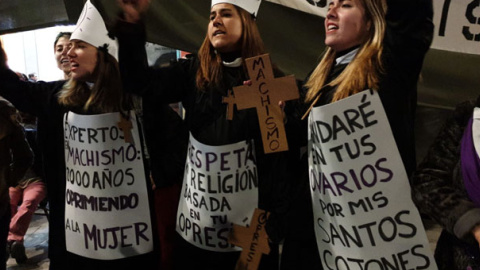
[1,208,11,270]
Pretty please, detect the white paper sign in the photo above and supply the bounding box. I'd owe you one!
[176,133,259,252]
[63,111,153,260]
[266,0,480,55]
[308,90,437,269]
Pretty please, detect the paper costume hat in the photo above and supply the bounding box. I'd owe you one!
[211,0,262,16]
[71,0,118,60]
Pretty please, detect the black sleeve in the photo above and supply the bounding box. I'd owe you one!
[385,0,434,56]
[143,100,189,188]
[0,68,61,118]
[114,19,194,104]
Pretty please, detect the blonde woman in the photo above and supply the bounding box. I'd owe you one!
[281,0,434,268]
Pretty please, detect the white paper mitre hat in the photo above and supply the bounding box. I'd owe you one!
[70,0,118,60]
[211,0,262,17]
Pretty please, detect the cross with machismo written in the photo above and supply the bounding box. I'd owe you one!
[117,114,134,144]
[229,208,271,270]
[222,54,299,154]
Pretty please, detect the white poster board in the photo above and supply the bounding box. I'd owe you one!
[176,133,258,252]
[308,90,437,269]
[266,0,480,55]
[63,111,153,260]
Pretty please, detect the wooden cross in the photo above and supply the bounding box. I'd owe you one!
[228,208,271,270]
[222,54,299,154]
[117,115,134,144]
[223,90,236,121]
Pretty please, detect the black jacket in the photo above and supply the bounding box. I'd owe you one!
[115,20,292,269]
[0,98,32,217]
[280,0,434,269]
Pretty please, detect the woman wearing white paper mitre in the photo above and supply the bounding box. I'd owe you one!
[280,0,434,269]
[0,1,157,269]
[115,0,294,269]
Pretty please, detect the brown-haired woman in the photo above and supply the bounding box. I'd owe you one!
[0,1,156,269]
[116,0,293,269]
[53,32,72,80]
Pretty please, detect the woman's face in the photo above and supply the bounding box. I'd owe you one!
[55,36,71,76]
[208,3,243,53]
[324,0,369,52]
[67,40,98,82]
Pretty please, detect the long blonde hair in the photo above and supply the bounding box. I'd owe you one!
[58,49,129,114]
[196,5,266,91]
[304,0,387,108]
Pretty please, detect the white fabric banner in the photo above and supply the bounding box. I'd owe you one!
[265,0,327,17]
[432,0,480,55]
[266,0,480,55]
[308,90,437,269]
[176,133,259,252]
[63,111,153,260]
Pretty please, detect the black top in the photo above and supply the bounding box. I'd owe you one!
[280,0,434,269]
[115,20,293,269]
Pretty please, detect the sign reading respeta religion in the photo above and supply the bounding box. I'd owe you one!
[308,90,437,269]
[63,111,153,260]
[176,133,259,252]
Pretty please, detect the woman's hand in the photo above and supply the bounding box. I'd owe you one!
[117,0,151,23]
[472,224,480,248]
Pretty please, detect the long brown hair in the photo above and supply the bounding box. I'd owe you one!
[58,49,129,114]
[196,5,266,91]
[304,0,387,110]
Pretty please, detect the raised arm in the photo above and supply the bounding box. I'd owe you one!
[385,0,434,53]
[114,0,192,104]
[0,41,63,117]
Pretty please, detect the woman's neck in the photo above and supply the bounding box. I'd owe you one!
[336,46,360,58]
[220,51,242,63]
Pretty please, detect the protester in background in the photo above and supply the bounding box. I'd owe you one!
[412,96,480,269]
[0,1,156,269]
[0,97,32,270]
[54,32,72,80]
[116,0,293,269]
[5,71,47,265]
[280,0,434,268]
[6,32,71,265]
